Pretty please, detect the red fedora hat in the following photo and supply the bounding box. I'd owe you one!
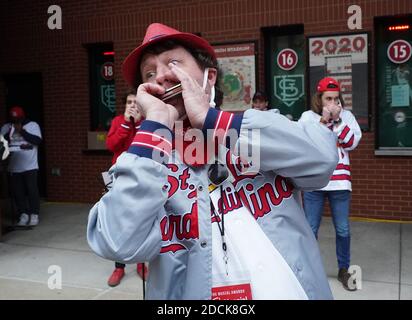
[122,23,216,87]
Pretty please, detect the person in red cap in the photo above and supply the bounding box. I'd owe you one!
[299,77,362,291]
[1,106,42,227]
[88,23,339,300]
[105,89,148,287]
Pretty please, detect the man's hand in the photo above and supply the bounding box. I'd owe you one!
[321,102,341,123]
[328,102,342,121]
[124,105,141,123]
[321,106,332,123]
[169,63,211,129]
[135,83,179,130]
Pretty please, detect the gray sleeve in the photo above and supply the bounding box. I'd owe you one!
[87,153,168,263]
[239,109,338,190]
[24,122,42,139]
[22,122,42,145]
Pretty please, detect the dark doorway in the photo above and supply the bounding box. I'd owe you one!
[3,73,47,198]
[262,24,306,121]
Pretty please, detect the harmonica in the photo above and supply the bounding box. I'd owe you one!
[160,83,182,102]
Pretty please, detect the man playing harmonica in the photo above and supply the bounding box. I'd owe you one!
[87,23,339,300]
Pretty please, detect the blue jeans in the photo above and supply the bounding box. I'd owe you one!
[303,190,351,270]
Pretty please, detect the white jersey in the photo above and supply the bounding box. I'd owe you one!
[0,121,42,173]
[299,109,362,191]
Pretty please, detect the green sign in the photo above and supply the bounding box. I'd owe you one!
[89,45,116,131]
[267,34,306,120]
[376,18,412,148]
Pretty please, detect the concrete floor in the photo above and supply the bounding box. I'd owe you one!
[0,202,411,300]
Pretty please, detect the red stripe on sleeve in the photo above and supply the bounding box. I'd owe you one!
[336,164,351,171]
[213,111,233,144]
[340,135,354,149]
[131,131,172,156]
[331,174,351,181]
[215,111,233,131]
[339,126,350,141]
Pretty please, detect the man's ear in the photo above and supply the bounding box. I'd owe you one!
[207,68,218,87]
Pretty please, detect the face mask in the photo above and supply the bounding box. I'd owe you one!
[202,68,216,108]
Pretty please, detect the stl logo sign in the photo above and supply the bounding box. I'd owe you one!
[274,75,304,107]
[101,84,116,112]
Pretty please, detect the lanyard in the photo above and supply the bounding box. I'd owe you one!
[210,185,229,275]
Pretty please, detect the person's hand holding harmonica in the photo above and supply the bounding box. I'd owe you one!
[135,82,179,130]
[168,62,217,129]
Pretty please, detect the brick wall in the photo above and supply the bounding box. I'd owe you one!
[0,0,411,219]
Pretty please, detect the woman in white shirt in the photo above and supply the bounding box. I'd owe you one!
[299,77,362,292]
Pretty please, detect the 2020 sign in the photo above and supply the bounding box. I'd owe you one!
[311,36,366,56]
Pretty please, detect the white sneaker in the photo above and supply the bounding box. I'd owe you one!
[16,213,29,226]
[29,214,39,226]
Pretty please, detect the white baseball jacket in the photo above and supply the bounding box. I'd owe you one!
[87,108,339,300]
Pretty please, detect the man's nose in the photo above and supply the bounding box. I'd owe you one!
[155,65,175,85]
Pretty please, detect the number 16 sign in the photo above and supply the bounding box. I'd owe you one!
[277,48,298,71]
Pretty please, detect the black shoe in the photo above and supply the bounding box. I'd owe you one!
[338,268,357,291]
